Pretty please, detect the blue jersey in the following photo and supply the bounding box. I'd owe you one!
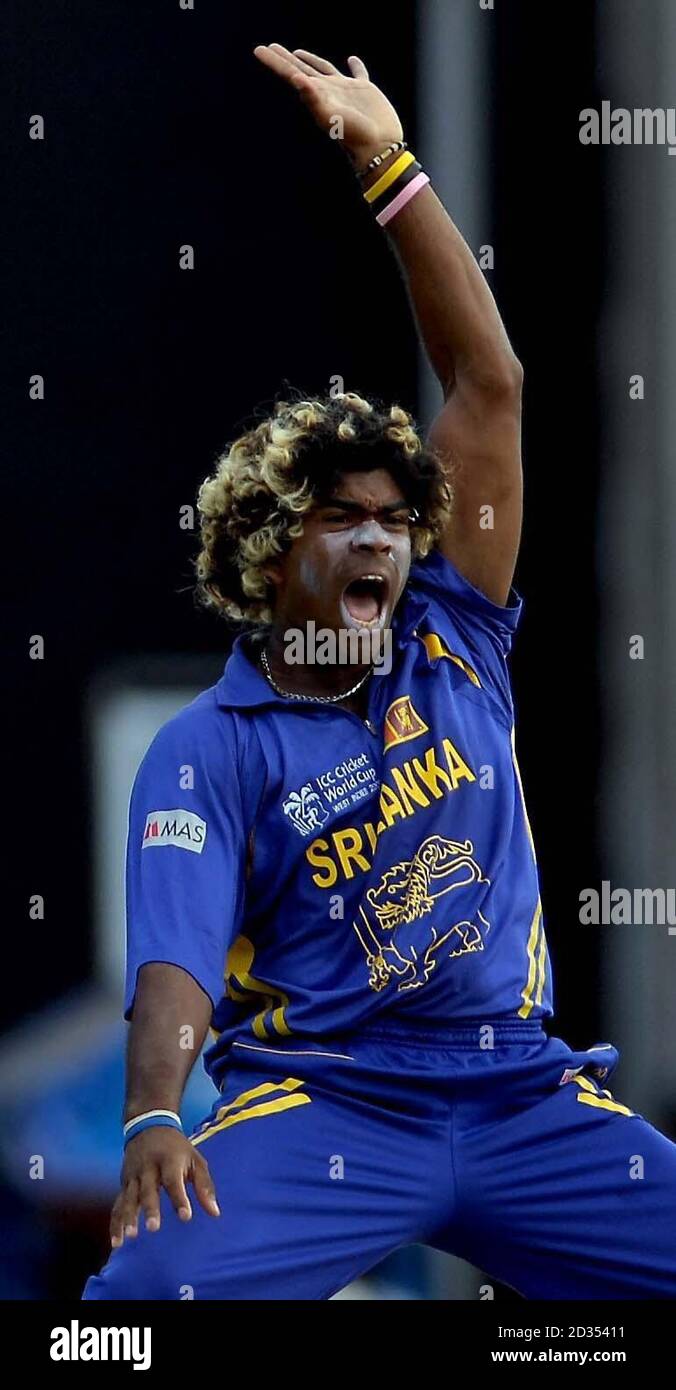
[124,549,552,1090]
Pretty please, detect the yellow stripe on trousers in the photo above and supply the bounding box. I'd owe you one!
[573,1073,634,1117]
[190,1078,310,1147]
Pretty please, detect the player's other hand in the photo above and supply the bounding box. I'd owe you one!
[253,43,403,171]
[110,1127,220,1248]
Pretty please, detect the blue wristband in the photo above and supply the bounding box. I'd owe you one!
[123,1111,183,1147]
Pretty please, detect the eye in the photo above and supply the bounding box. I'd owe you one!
[319,507,415,528]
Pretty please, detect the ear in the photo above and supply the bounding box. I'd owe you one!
[262,560,283,589]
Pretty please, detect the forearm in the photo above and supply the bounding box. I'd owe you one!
[378,177,521,397]
[352,133,520,397]
[124,962,212,1123]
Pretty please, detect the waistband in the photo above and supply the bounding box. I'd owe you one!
[350,1016,547,1050]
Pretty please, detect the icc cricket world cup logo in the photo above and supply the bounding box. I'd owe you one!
[352,834,490,993]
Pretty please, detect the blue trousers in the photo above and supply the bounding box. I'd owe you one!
[82,1019,676,1300]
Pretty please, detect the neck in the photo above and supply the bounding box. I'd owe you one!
[264,626,372,699]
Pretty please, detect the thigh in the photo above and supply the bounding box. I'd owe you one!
[450,1069,676,1298]
[82,1061,438,1301]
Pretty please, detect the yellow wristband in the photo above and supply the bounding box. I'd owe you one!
[364,150,416,205]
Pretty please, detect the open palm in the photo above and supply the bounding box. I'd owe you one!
[253,44,403,164]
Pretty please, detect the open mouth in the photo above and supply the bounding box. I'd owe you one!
[340,573,388,628]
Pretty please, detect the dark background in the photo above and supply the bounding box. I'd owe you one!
[3,12,613,1331]
[5,0,603,1045]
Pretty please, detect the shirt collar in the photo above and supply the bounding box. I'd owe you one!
[215,585,431,711]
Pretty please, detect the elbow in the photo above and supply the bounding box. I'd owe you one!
[480,354,524,399]
[506,355,524,391]
[454,352,524,403]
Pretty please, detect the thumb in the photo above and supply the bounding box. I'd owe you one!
[348,55,370,81]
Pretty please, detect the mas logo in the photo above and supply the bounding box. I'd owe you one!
[142,809,207,853]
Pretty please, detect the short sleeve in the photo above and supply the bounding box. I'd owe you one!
[123,702,246,1021]
[407,548,523,709]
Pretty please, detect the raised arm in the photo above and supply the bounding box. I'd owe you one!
[254,42,523,606]
[383,188,523,607]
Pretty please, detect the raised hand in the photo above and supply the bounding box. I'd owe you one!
[253,44,404,170]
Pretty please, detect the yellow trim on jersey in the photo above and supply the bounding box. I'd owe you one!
[534,915,547,1009]
[513,719,548,1018]
[517,899,543,1018]
[226,935,292,1039]
[230,976,291,1041]
[190,1078,309,1147]
[510,725,537,861]
[420,633,482,687]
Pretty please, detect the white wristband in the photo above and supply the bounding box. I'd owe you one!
[123,1108,181,1136]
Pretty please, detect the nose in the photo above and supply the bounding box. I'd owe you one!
[349,519,392,553]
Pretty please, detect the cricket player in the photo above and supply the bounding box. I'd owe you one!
[83,44,676,1300]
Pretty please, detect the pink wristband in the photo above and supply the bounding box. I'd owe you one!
[376,171,430,227]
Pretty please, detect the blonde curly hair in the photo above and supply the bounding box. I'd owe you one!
[195,390,454,627]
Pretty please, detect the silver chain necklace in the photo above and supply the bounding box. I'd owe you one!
[260,645,373,704]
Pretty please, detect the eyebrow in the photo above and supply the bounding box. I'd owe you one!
[322,496,409,513]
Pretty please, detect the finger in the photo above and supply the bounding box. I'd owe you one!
[292,48,339,76]
[267,43,321,77]
[110,1179,139,1248]
[120,1178,142,1240]
[347,55,370,81]
[161,1163,193,1222]
[139,1167,162,1234]
[110,1193,126,1249]
[191,1156,221,1218]
[253,45,312,91]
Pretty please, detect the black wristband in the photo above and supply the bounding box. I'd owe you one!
[366,159,423,217]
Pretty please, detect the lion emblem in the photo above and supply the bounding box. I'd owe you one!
[353,834,490,992]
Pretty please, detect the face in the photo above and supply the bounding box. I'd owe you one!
[266,469,413,638]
